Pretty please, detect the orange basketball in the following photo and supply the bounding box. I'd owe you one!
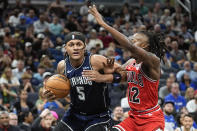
[45,74,70,98]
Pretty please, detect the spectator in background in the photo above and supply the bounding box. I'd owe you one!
[144,9,157,26]
[191,63,197,84]
[49,16,63,37]
[24,42,36,60]
[154,24,161,33]
[64,12,82,32]
[111,106,124,128]
[179,24,194,43]
[19,111,34,131]
[163,100,177,131]
[171,6,183,21]
[33,13,49,34]
[0,67,19,103]
[186,90,197,113]
[179,73,196,92]
[153,2,162,21]
[37,37,54,60]
[13,89,35,115]
[170,40,186,66]
[25,9,38,25]
[8,9,20,27]
[31,109,56,131]
[0,54,12,74]
[139,0,148,15]
[175,114,197,131]
[87,29,103,51]
[3,27,17,47]
[17,15,28,33]
[0,111,20,131]
[0,83,17,109]
[79,0,89,16]
[160,9,171,24]
[33,65,46,84]
[165,82,187,112]
[122,22,133,36]
[98,27,113,48]
[47,0,65,18]
[176,61,195,82]
[25,57,36,73]
[20,72,34,93]
[39,55,54,72]
[36,88,47,114]
[186,44,197,63]
[122,4,130,22]
[12,60,25,80]
[11,49,25,68]
[163,0,175,14]
[177,109,197,129]
[185,87,195,102]
[9,113,18,126]
[159,77,174,100]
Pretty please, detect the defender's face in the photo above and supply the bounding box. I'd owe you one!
[130,33,149,50]
[65,40,85,60]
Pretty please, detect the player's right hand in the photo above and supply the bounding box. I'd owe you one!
[42,88,56,101]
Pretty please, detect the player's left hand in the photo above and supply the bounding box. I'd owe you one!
[88,5,105,26]
[82,70,103,82]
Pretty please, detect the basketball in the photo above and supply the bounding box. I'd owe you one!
[45,74,70,98]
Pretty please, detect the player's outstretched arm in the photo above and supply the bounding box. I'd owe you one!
[89,5,160,79]
[82,67,127,83]
[82,55,127,83]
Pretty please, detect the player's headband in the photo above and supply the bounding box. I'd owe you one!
[64,32,86,46]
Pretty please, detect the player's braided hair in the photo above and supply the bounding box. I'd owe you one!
[139,31,168,63]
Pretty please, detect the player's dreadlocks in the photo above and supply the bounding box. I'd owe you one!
[139,31,168,63]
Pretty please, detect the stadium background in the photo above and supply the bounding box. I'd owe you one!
[0,0,197,130]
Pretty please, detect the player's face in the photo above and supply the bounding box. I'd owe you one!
[130,33,149,50]
[183,116,193,129]
[65,40,86,60]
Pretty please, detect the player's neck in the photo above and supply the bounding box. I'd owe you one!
[70,57,84,68]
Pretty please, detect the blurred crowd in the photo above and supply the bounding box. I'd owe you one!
[0,0,197,131]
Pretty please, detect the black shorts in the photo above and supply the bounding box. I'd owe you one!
[53,109,111,131]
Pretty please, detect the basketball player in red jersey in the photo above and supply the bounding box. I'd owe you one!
[83,5,168,131]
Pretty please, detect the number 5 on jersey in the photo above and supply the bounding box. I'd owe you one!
[76,86,85,101]
[129,87,140,104]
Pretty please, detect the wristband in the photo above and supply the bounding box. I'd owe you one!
[112,73,122,83]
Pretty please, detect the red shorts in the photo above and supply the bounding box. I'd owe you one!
[113,109,165,131]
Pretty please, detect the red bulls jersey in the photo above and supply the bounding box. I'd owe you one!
[126,59,159,113]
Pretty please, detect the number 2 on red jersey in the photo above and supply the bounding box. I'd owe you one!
[129,87,140,104]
